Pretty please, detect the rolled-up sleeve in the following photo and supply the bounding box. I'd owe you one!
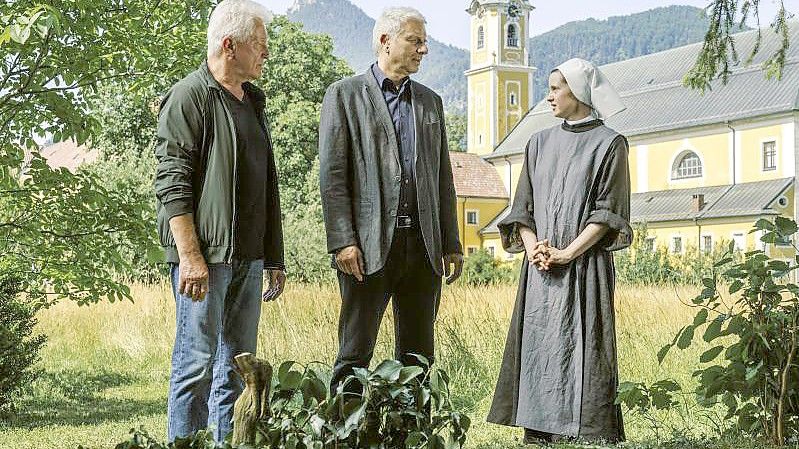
[497,135,538,253]
[586,134,632,251]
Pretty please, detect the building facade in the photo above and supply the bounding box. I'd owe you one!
[461,13,799,261]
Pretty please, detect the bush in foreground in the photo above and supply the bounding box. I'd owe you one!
[110,357,469,449]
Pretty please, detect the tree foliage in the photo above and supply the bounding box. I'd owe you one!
[685,0,793,91]
[0,1,213,305]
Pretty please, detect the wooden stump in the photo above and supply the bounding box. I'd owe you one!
[232,352,273,446]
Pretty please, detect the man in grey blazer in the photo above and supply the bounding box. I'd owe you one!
[319,6,463,391]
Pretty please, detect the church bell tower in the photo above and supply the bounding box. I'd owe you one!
[465,0,536,155]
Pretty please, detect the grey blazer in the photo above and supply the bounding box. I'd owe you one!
[319,70,462,276]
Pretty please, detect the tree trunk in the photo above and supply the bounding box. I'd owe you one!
[232,352,273,446]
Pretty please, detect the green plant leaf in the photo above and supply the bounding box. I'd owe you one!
[677,325,695,349]
[398,366,424,384]
[700,345,725,363]
[703,317,724,342]
[372,359,403,382]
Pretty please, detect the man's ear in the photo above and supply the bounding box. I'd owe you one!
[221,36,235,56]
[380,33,390,50]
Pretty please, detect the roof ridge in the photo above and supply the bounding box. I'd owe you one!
[599,21,799,70]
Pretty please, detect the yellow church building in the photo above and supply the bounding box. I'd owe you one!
[452,0,799,262]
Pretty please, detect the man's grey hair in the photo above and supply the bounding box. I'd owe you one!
[207,0,273,58]
[371,7,426,56]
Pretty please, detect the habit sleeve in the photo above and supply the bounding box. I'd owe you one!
[497,135,538,253]
[586,134,632,251]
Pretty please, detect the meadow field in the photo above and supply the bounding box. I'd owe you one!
[0,282,777,449]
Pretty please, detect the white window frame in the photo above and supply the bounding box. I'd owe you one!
[701,234,713,253]
[670,235,683,254]
[670,150,703,180]
[644,236,656,252]
[505,23,519,48]
[466,209,479,226]
[487,245,496,257]
[761,139,777,172]
[476,25,485,50]
[466,246,479,255]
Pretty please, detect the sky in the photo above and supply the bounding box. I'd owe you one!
[255,0,796,50]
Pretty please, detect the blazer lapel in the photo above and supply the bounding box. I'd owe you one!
[362,72,400,168]
[411,81,425,164]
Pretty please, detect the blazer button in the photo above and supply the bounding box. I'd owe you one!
[394,175,401,182]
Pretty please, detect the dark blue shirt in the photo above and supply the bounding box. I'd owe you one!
[371,63,418,222]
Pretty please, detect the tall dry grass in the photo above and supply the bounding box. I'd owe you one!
[1,282,719,448]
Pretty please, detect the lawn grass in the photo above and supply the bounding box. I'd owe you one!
[0,282,777,448]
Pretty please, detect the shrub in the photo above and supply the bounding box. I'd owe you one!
[618,217,799,445]
[460,249,517,286]
[615,223,736,285]
[0,275,46,415]
[112,358,470,449]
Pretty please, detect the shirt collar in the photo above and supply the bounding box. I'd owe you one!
[371,62,409,93]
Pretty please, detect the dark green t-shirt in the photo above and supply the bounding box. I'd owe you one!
[222,88,269,261]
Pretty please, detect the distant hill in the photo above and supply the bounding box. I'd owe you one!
[288,0,468,112]
[528,6,721,102]
[285,1,724,112]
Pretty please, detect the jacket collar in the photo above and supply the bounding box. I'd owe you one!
[199,61,267,109]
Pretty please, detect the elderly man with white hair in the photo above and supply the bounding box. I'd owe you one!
[319,7,463,393]
[153,0,286,442]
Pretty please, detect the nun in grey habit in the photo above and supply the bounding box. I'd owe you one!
[487,58,632,444]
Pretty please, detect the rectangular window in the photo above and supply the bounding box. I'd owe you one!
[776,234,792,247]
[466,246,478,255]
[732,233,746,251]
[702,235,713,253]
[487,246,495,256]
[671,236,682,254]
[644,237,655,252]
[763,141,776,171]
[466,210,479,225]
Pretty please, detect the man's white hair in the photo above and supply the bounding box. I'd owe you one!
[371,7,426,56]
[207,0,273,58]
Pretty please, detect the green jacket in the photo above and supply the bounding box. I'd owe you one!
[153,62,284,269]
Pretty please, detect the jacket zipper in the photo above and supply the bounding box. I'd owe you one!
[219,90,239,264]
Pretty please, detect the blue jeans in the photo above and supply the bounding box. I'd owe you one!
[167,259,264,443]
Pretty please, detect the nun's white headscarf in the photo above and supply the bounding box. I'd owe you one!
[555,58,625,120]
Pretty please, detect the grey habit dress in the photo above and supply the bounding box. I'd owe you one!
[487,119,632,442]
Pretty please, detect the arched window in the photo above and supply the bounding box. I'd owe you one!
[671,151,702,179]
[477,26,484,49]
[507,24,518,47]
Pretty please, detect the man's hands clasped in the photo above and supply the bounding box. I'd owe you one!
[526,239,575,271]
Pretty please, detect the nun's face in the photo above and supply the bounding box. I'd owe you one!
[547,70,586,119]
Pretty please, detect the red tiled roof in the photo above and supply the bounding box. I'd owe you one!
[39,140,98,172]
[449,151,508,199]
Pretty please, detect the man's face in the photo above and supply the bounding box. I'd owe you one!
[546,70,582,119]
[384,19,428,77]
[234,22,268,81]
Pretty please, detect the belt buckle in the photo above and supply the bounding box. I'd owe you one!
[396,215,412,228]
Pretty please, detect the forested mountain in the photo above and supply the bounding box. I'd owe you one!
[529,6,718,102]
[288,0,468,112]
[286,1,720,111]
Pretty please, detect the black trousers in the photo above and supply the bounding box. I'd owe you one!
[330,227,442,391]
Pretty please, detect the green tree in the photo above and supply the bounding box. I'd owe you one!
[261,16,352,208]
[0,1,212,305]
[445,113,467,152]
[0,0,213,411]
[686,0,792,91]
